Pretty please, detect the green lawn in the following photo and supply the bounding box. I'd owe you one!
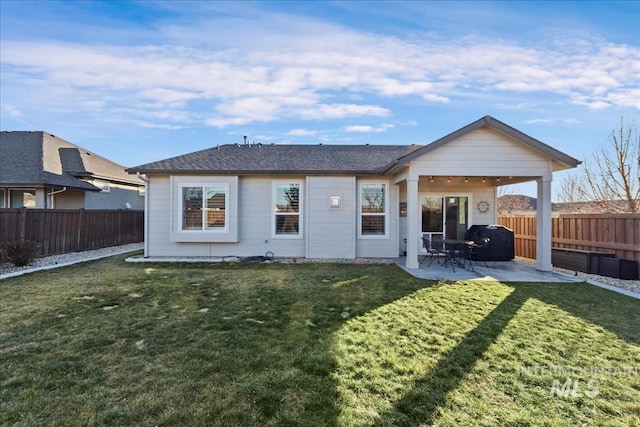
[1,253,639,426]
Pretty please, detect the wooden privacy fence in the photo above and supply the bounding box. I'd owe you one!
[0,208,144,256]
[498,213,640,266]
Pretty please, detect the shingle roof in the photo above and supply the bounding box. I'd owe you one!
[0,131,144,190]
[128,115,581,176]
[128,144,422,175]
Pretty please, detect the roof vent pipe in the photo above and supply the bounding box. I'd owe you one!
[244,135,248,145]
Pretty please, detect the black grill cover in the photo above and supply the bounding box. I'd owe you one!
[465,225,515,261]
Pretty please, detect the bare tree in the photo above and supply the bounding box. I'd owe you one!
[559,116,639,213]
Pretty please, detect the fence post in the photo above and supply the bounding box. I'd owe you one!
[76,209,84,249]
[18,207,27,240]
[117,210,123,245]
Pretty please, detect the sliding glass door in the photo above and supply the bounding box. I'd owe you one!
[421,195,469,241]
[444,196,468,240]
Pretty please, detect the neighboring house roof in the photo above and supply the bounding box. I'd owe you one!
[128,115,581,176]
[129,144,422,175]
[0,131,144,190]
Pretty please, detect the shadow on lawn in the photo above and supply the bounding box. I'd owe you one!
[2,260,639,426]
[373,281,640,426]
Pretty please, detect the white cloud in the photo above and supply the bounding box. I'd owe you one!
[1,9,638,131]
[525,118,581,125]
[297,104,390,120]
[288,128,317,136]
[345,123,395,133]
[422,94,451,103]
[525,119,554,124]
[131,120,186,130]
[1,103,22,118]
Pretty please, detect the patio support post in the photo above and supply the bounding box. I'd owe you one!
[405,178,419,269]
[535,176,553,271]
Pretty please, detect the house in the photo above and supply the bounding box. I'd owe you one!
[0,131,145,210]
[128,116,581,271]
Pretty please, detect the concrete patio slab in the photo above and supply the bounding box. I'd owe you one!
[394,257,584,283]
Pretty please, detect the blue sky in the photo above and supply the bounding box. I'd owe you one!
[1,1,639,198]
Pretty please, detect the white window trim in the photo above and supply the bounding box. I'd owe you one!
[358,181,389,239]
[271,180,303,239]
[178,183,229,233]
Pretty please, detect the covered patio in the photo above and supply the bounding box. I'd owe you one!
[388,116,582,273]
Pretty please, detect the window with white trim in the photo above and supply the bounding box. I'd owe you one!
[273,181,302,237]
[94,179,110,192]
[181,185,228,231]
[360,182,387,237]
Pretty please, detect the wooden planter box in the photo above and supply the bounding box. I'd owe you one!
[599,257,639,280]
[551,248,615,274]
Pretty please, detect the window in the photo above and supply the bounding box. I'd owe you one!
[94,179,110,192]
[10,189,36,208]
[421,196,443,232]
[0,189,5,208]
[170,176,238,243]
[360,183,387,236]
[181,185,227,231]
[273,182,302,237]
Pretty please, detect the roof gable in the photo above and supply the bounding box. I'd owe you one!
[394,115,581,169]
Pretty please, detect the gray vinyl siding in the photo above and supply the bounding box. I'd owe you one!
[147,176,178,256]
[146,174,497,260]
[237,176,305,258]
[306,176,356,259]
[146,175,306,258]
[84,184,144,210]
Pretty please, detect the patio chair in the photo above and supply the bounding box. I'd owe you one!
[421,236,444,266]
[466,237,490,269]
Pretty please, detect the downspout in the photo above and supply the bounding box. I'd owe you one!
[48,187,67,209]
[137,172,150,258]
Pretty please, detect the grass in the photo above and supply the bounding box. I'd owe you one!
[1,253,639,426]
